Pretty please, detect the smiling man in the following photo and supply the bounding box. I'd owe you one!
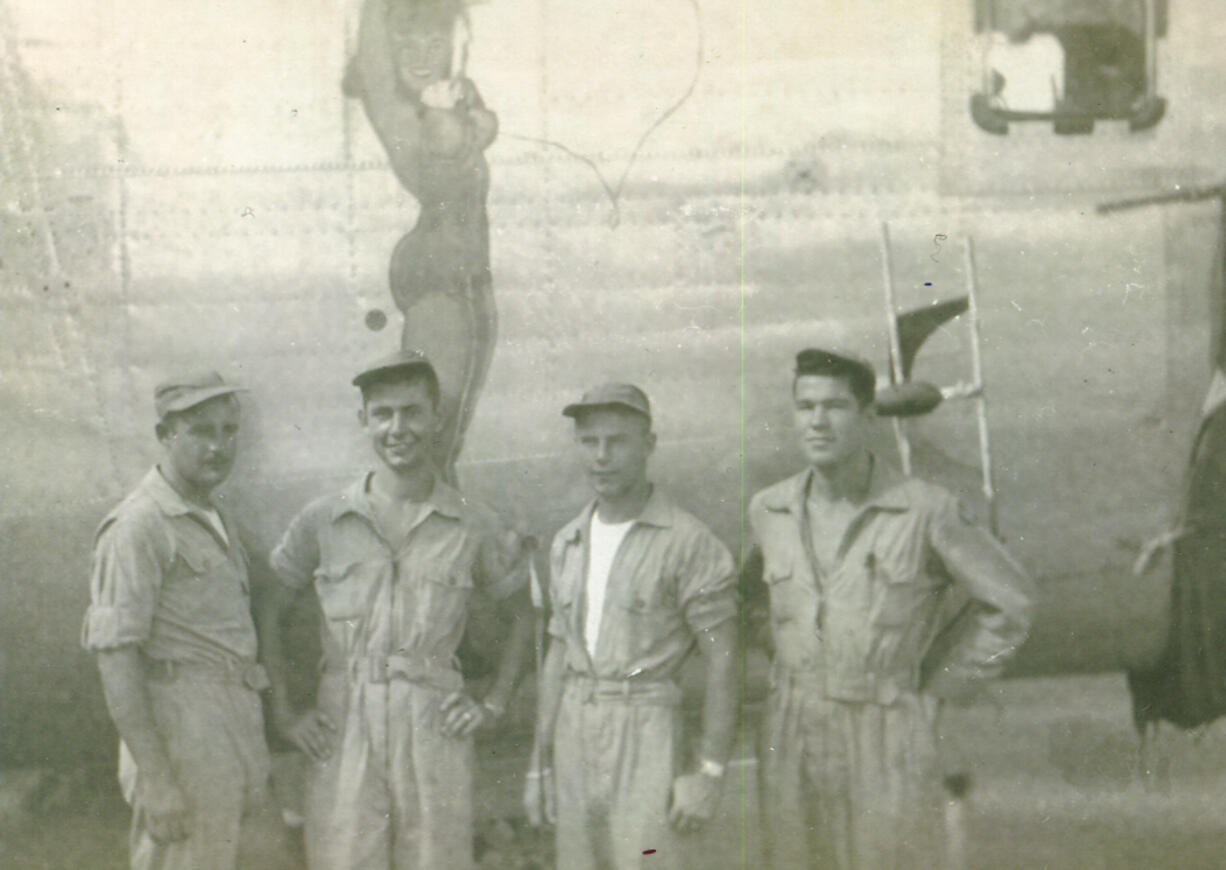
[746,348,1035,870]
[82,371,288,870]
[526,383,739,870]
[257,349,532,870]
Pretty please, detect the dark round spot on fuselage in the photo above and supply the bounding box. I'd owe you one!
[365,309,388,331]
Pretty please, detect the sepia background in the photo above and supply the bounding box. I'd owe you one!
[4,0,1226,866]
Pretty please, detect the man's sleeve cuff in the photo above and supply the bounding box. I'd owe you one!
[683,594,738,635]
[80,605,148,651]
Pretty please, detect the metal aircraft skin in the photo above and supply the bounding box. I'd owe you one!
[2,0,1225,764]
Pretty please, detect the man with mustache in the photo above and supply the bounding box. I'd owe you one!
[82,371,288,870]
[526,383,739,870]
[746,348,1035,869]
[258,350,532,870]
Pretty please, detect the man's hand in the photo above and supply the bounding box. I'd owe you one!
[420,79,464,110]
[137,769,190,844]
[439,692,487,738]
[668,771,723,833]
[523,765,556,828]
[278,708,336,762]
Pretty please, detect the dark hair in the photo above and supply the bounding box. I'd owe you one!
[793,358,875,409]
[359,365,441,408]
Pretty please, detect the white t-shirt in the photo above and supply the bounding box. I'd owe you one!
[584,512,635,658]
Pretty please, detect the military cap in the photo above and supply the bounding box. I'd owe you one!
[562,383,651,423]
[352,349,436,390]
[154,370,245,420]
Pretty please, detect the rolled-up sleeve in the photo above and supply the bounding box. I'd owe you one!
[269,505,322,590]
[678,528,738,634]
[81,516,164,652]
[922,495,1036,696]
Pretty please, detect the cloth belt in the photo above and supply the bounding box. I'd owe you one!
[564,671,682,706]
[142,656,270,692]
[324,653,464,693]
[770,661,914,706]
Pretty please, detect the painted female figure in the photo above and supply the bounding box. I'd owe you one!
[345,0,498,481]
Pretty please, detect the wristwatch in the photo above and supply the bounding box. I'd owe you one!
[699,758,726,779]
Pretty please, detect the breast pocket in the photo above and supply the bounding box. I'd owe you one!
[871,559,922,628]
[611,582,676,658]
[314,561,373,622]
[766,553,815,623]
[764,562,799,625]
[417,563,474,634]
[166,545,243,621]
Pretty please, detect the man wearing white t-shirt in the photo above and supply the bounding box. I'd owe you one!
[525,383,739,870]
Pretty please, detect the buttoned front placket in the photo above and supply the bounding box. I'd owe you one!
[794,467,906,635]
[357,494,441,759]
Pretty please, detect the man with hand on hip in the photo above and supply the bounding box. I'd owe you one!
[746,347,1035,870]
[258,350,532,870]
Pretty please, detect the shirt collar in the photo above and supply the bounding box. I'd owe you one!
[142,466,216,518]
[764,453,912,514]
[330,471,464,524]
[562,484,673,544]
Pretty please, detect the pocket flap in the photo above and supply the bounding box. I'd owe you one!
[176,545,218,576]
[316,561,363,584]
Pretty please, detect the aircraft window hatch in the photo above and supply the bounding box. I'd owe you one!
[970,0,1167,134]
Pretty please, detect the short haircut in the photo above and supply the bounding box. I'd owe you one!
[359,365,441,409]
[793,357,875,409]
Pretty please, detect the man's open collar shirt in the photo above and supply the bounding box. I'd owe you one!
[748,456,1034,704]
[271,473,525,676]
[82,467,257,667]
[547,487,737,684]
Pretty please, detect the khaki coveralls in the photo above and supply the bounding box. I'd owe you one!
[548,489,737,870]
[82,468,286,870]
[271,473,525,870]
[748,459,1034,870]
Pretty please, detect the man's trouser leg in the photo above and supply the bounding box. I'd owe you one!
[129,680,287,870]
[389,679,474,870]
[759,677,846,870]
[760,676,942,870]
[304,672,475,870]
[554,682,680,870]
[304,672,393,870]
